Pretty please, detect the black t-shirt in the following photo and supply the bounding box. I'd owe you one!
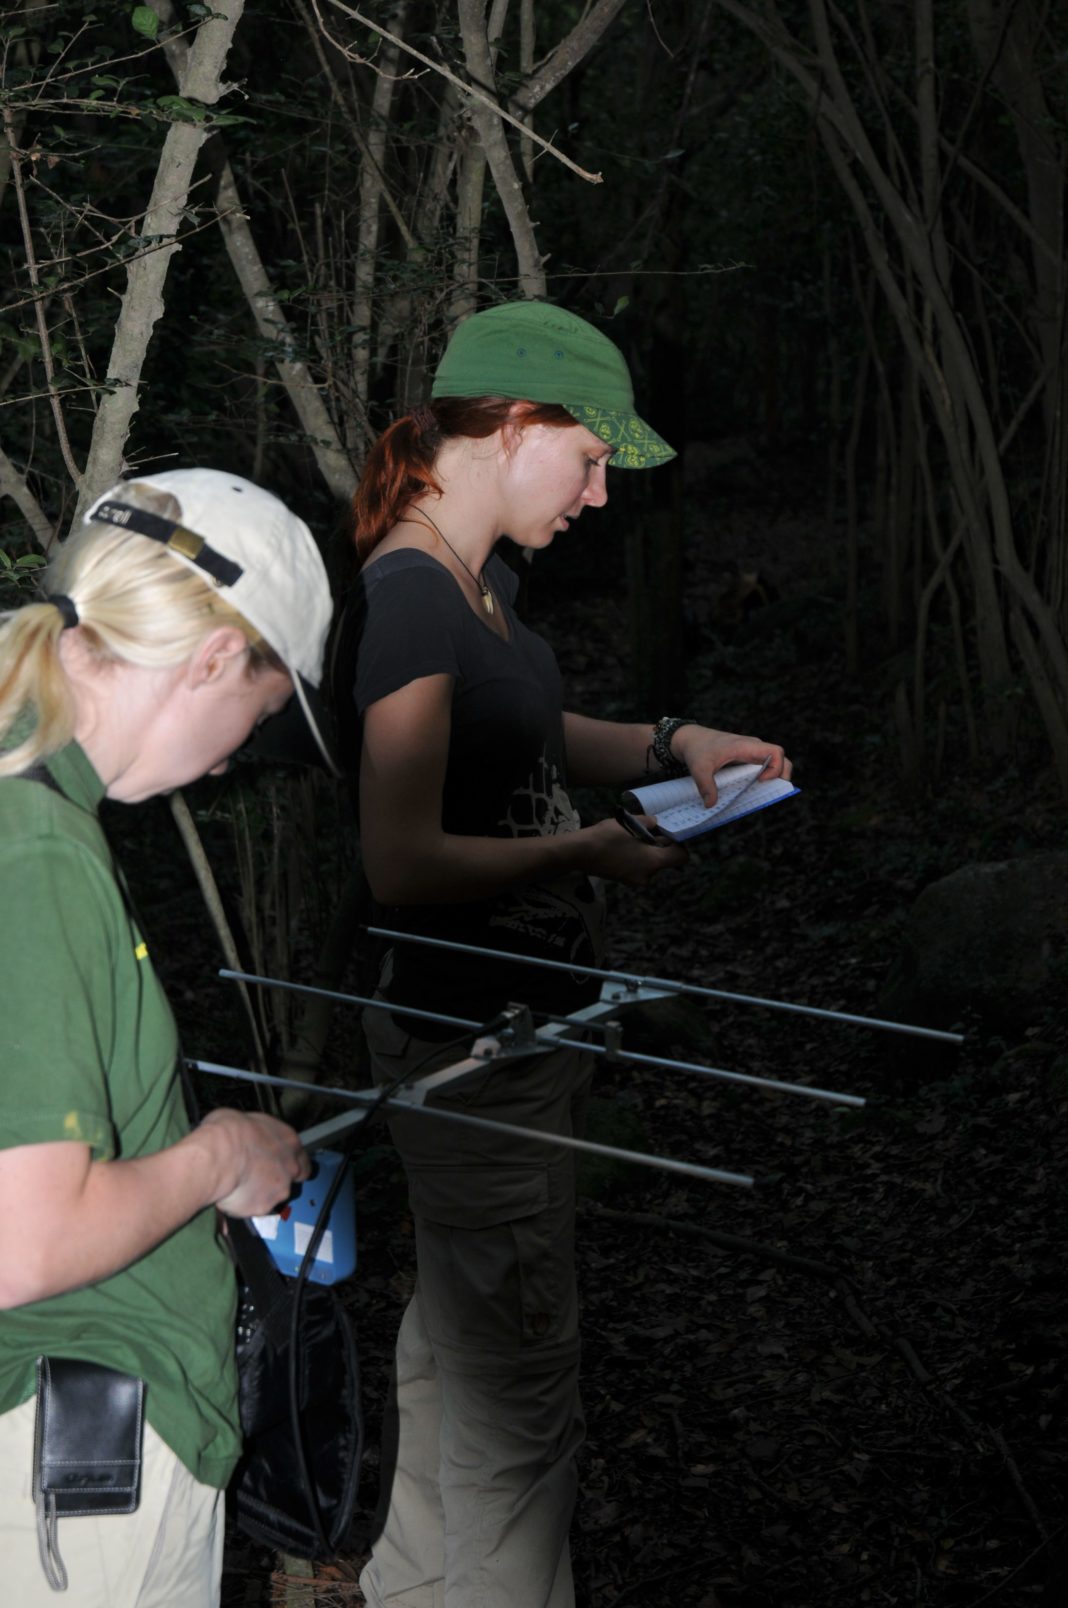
[349,548,604,1027]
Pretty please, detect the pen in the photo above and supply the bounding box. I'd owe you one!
[614,806,671,846]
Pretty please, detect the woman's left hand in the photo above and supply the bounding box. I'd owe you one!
[671,724,792,808]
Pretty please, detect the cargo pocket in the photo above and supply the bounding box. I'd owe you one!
[363,1001,415,1070]
[408,1164,577,1362]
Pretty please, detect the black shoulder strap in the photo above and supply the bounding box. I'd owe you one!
[16,762,65,797]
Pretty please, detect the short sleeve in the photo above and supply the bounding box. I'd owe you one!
[0,838,118,1159]
[354,561,467,714]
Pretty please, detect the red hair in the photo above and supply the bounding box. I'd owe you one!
[352,397,575,559]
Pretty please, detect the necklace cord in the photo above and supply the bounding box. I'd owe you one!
[406,508,496,617]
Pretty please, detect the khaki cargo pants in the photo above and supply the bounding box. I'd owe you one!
[360,1004,592,1608]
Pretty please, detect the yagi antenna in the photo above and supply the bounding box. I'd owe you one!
[188,1058,756,1190]
[218,969,866,1107]
[366,926,963,1044]
[205,925,925,1189]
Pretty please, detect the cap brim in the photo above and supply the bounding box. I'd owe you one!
[562,404,677,469]
[293,674,340,775]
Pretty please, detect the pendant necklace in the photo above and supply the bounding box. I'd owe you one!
[410,508,495,617]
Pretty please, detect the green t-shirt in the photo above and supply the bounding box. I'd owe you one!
[0,741,241,1488]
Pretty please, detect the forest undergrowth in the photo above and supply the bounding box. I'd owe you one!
[116,473,1066,1608]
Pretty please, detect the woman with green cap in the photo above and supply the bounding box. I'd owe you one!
[342,301,791,1608]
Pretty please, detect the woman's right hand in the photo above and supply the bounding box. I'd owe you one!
[198,1108,311,1218]
[582,817,688,887]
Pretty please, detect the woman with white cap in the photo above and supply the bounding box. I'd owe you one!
[342,302,792,1608]
[0,468,334,1605]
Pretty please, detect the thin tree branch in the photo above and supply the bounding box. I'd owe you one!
[211,153,359,500]
[0,382,105,408]
[0,443,55,551]
[2,105,82,488]
[518,0,535,184]
[291,0,416,250]
[2,204,230,318]
[511,0,627,113]
[347,2,408,416]
[169,791,278,1114]
[314,0,605,184]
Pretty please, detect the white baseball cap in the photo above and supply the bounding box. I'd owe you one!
[84,468,337,773]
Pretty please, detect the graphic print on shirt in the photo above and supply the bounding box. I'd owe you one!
[497,748,580,840]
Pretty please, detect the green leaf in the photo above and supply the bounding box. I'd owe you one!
[612,296,630,317]
[131,6,159,40]
[206,110,252,128]
[155,94,208,123]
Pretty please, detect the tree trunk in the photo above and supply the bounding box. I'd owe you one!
[151,0,358,500]
[456,0,546,300]
[451,126,488,324]
[74,2,246,520]
[350,2,408,422]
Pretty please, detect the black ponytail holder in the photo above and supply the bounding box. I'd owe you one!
[48,594,80,630]
[410,403,438,436]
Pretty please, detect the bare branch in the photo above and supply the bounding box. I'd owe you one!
[0,442,55,552]
[2,106,82,488]
[518,0,535,183]
[349,3,407,412]
[315,0,605,184]
[211,158,359,500]
[1,202,229,317]
[0,382,104,408]
[512,0,627,114]
[291,0,416,250]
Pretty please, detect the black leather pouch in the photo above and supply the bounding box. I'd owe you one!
[32,1356,145,1591]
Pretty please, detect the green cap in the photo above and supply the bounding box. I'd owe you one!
[431,301,676,470]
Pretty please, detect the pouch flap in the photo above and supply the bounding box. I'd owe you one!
[34,1356,144,1516]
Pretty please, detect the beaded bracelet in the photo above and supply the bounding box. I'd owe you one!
[647,715,698,776]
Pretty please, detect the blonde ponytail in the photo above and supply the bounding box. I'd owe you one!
[0,605,77,778]
[0,481,279,777]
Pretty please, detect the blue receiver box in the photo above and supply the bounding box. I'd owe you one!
[250,1149,357,1284]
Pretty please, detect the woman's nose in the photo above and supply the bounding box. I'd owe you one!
[583,466,609,507]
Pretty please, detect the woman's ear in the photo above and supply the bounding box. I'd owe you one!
[187,625,250,688]
[500,401,531,459]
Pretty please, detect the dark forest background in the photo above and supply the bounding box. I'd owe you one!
[2,3,1066,1604]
